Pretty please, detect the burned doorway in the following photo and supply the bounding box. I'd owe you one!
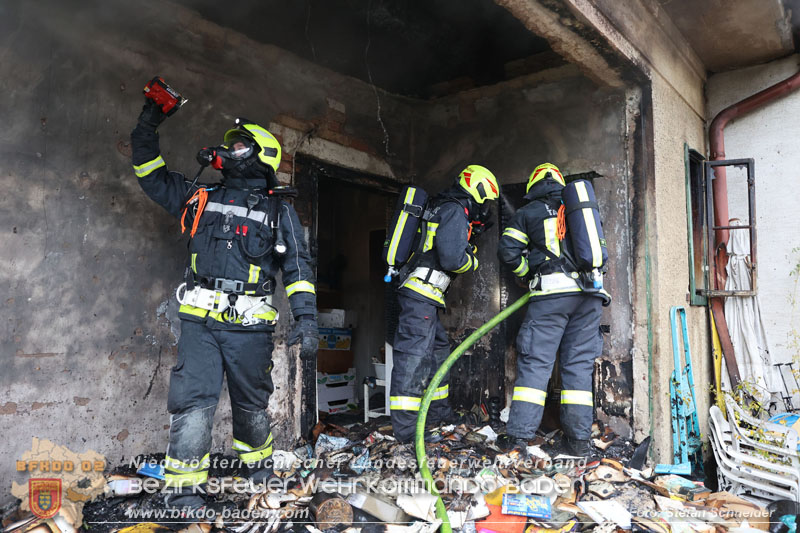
[298,158,399,429]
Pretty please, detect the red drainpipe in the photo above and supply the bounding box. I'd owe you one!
[709,67,800,269]
[707,66,800,387]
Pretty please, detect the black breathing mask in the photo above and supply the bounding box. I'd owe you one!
[469,202,494,238]
[198,137,271,188]
[221,156,269,188]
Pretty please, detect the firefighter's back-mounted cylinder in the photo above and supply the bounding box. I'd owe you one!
[562,180,607,274]
[383,186,429,282]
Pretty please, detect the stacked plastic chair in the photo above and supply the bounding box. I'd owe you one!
[708,397,800,504]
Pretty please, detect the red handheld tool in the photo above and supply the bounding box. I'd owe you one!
[143,76,186,115]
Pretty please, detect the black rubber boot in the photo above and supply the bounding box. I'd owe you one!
[496,433,521,452]
[244,458,279,488]
[445,410,481,427]
[164,486,206,514]
[248,465,275,484]
[425,428,444,443]
[511,437,532,460]
[161,495,236,525]
[563,437,592,457]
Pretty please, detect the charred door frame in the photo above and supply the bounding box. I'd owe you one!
[294,155,402,437]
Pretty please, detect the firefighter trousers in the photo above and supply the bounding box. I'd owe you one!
[164,320,275,488]
[507,294,603,441]
[390,293,454,443]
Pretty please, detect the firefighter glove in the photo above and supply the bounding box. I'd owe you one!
[138,99,167,130]
[289,315,318,362]
[196,147,217,168]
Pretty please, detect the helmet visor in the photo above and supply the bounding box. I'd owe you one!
[226,137,255,160]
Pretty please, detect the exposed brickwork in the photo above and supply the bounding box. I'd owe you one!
[274,114,313,132]
[0,402,18,415]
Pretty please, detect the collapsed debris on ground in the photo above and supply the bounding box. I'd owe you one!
[1,418,793,533]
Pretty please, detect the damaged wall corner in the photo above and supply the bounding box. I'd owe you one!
[0,0,419,491]
[533,0,713,461]
[645,72,710,464]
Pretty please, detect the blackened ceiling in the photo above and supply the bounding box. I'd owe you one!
[174,0,556,98]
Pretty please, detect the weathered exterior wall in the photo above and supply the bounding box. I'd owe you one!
[0,0,415,491]
[600,4,709,461]
[706,54,800,370]
[409,65,636,436]
[551,0,711,459]
[646,75,709,460]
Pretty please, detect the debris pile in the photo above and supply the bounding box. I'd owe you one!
[1,420,790,533]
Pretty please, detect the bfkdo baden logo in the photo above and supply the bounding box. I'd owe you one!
[29,478,62,519]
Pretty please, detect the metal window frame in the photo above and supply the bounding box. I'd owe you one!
[699,158,757,297]
[684,144,708,306]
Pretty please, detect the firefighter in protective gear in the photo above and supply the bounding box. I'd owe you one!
[390,165,499,443]
[497,163,606,457]
[131,98,317,509]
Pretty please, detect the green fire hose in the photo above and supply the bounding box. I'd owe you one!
[414,292,532,533]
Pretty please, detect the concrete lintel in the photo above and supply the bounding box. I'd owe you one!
[589,0,706,82]
[495,0,631,89]
[498,0,707,117]
[270,123,396,180]
[584,0,706,116]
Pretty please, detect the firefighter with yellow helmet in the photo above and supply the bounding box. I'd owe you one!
[390,165,499,443]
[131,96,317,511]
[498,163,607,457]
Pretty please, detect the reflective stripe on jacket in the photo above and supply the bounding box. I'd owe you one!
[399,194,477,308]
[131,124,316,327]
[497,181,582,300]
